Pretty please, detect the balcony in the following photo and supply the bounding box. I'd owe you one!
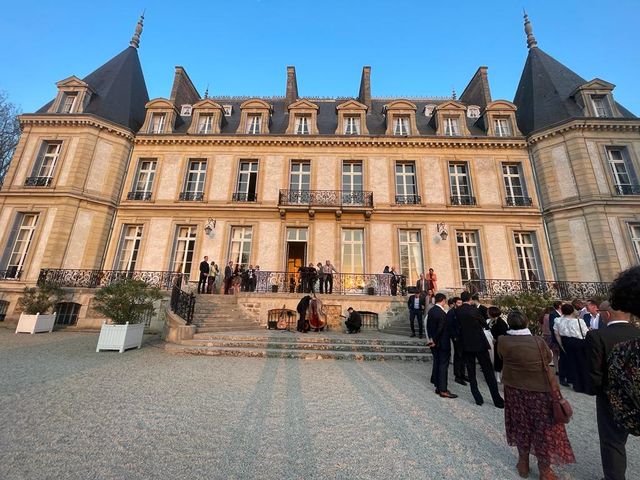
[505,196,533,207]
[232,192,258,202]
[178,192,204,201]
[450,195,476,206]
[395,194,421,205]
[127,191,152,201]
[24,176,53,187]
[615,184,640,195]
[279,190,373,208]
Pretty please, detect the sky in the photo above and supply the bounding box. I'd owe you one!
[1,0,639,115]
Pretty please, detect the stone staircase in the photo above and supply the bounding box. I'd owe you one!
[166,331,432,361]
[381,302,414,337]
[192,294,261,333]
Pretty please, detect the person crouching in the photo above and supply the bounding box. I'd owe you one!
[345,307,362,334]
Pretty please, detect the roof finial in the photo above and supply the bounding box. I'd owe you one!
[451,87,457,100]
[523,10,538,49]
[130,12,145,48]
[204,84,209,99]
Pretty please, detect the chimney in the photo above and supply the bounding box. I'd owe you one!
[285,66,299,106]
[358,66,371,110]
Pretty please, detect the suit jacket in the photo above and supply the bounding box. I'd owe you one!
[426,305,450,350]
[477,304,489,320]
[446,308,460,341]
[457,303,490,352]
[583,313,604,330]
[586,322,640,396]
[224,265,233,280]
[416,279,428,292]
[407,294,426,311]
[199,261,210,275]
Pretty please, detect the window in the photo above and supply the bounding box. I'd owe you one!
[342,161,363,204]
[55,302,81,326]
[607,147,639,195]
[295,116,310,135]
[513,232,542,281]
[235,161,258,201]
[170,226,197,275]
[502,163,531,206]
[344,116,360,135]
[456,231,483,282]
[494,118,512,137]
[149,113,166,134]
[444,117,460,136]
[0,213,38,279]
[289,161,310,190]
[342,229,365,274]
[197,114,214,134]
[246,114,261,134]
[180,159,207,201]
[59,92,78,114]
[180,105,192,116]
[393,116,410,135]
[424,105,436,116]
[449,162,474,205]
[114,225,143,271]
[223,105,233,116]
[467,106,480,118]
[128,159,156,200]
[399,230,424,285]
[630,224,640,263]
[26,142,62,186]
[395,163,419,204]
[229,226,253,268]
[591,95,611,118]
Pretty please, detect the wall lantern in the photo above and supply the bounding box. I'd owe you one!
[204,218,216,235]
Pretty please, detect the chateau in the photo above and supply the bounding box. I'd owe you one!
[0,14,638,326]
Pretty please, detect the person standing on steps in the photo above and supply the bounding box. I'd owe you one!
[223,261,233,295]
[198,256,210,294]
[407,291,426,338]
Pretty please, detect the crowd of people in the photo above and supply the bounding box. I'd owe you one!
[420,266,640,480]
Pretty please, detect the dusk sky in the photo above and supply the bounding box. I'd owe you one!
[1,0,638,115]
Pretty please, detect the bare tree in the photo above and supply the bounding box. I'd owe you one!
[0,91,21,185]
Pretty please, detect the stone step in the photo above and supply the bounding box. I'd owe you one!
[195,325,261,333]
[165,344,431,361]
[191,332,428,347]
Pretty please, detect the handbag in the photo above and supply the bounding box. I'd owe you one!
[535,336,573,424]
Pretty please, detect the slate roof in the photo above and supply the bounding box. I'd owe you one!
[37,46,149,132]
[513,47,636,135]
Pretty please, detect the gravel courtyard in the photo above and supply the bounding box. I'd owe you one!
[0,329,637,480]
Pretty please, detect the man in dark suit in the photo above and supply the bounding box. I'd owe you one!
[586,287,640,480]
[198,256,210,294]
[416,273,428,294]
[344,307,362,334]
[407,291,426,338]
[457,291,504,408]
[447,296,467,385]
[471,293,489,320]
[584,299,604,330]
[223,261,233,295]
[427,293,457,398]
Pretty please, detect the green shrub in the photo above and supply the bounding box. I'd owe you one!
[492,290,556,335]
[18,282,66,315]
[93,279,162,325]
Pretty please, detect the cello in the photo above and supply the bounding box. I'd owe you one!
[307,295,327,332]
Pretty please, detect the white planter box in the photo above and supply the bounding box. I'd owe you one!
[96,322,145,353]
[15,313,57,334]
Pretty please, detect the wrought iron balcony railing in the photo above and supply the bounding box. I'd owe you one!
[38,269,183,290]
[505,196,533,207]
[278,190,374,207]
[24,176,53,187]
[450,195,476,206]
[614,184,640,195]
[0,268,22,280]
[395,194,421,205]
[170,282,195,324]
[463,278,611,301]
[127,191,152,200]
[179,192,204,201]
[232,192,257,202]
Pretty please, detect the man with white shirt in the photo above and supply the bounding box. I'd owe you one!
[584,299,603,330]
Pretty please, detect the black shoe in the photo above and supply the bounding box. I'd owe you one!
[454,378,467,386]
[494,400,505,409]
[463,376,470,382]
[418,334,425,339]
[475,399,484,406]
[439,391,458,399]
[435,389,440,395]
[410,333,416,338]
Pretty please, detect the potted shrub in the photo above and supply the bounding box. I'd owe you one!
[93,279,162,353]
[15,282,65,334]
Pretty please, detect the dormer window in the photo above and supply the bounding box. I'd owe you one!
[424,105,436,116]
[393,116,410,135]
[467,106,481,118]
[344,116,360,135]
[59,92,78,114]
[149,113,166,134]
[198,114,214,134]
[247,114,261,134]
[223,105,233,116]
[295,115,310,135]
[494,117,512,137]
[444,117,460,136]
[180,105,193,116]
[571,79,619,119]
[591,95,612,118]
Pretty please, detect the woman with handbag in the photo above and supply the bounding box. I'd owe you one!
[498,310,575,480]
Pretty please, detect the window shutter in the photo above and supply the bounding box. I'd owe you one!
[531,233,544,281]
[0,214,23,271]
[623,149,639,186]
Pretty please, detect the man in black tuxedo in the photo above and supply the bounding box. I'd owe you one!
[447,296,466,385]
[471,293,489,320]
[407,291,426,338]
[427,293,457,398]
[223,261,233,295]
[457,291,504,408]
[586,267,640,480]
[344,307,362,334]
[198,256,210,294]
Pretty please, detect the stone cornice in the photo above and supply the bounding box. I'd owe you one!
[19,114,135,140]
[134,134,527,150]
[528,118,640,145]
